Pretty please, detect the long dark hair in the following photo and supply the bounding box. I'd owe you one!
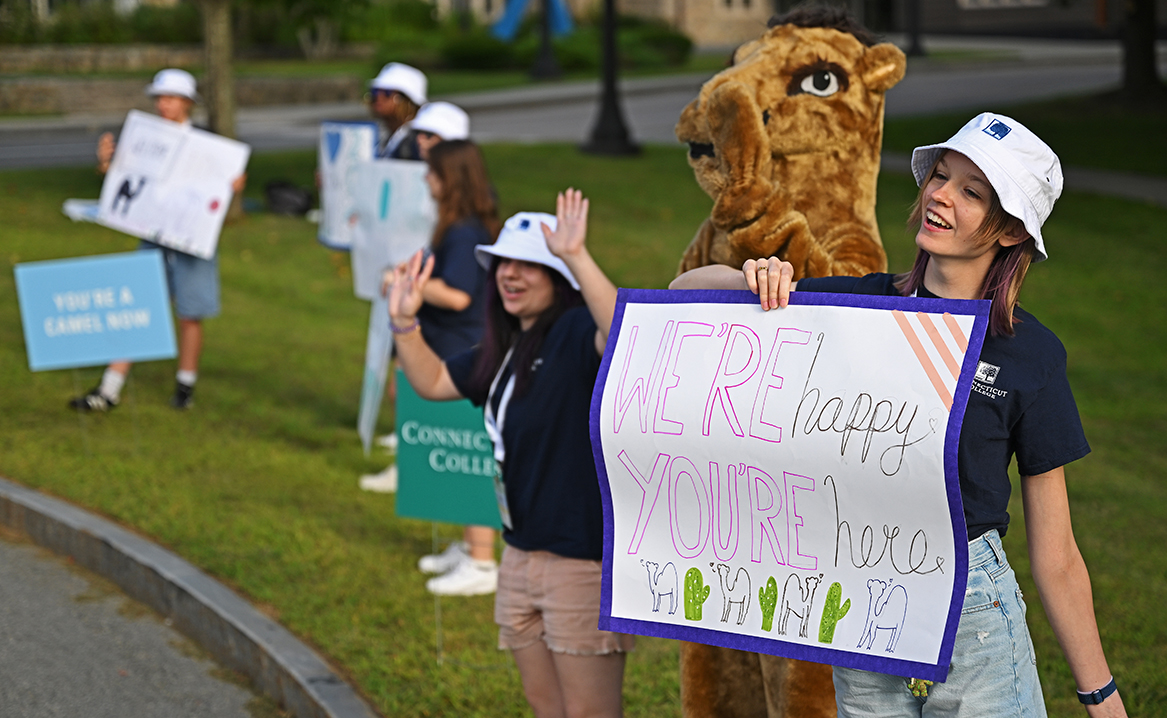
[427,140,500,248]
[467,258,583,399]
[895,156,1037,336]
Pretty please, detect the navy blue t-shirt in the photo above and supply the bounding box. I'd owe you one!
[418,220,490,359]
[445,306,605,560]
[797,273,1090,540]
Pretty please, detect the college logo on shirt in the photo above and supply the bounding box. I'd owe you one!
[972,361,1008,400]
[975,361,1000,384]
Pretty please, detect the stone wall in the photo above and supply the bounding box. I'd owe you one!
[0,76,364,116]
[0,44,203,74]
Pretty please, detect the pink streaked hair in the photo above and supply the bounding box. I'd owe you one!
[895,156,1038,337]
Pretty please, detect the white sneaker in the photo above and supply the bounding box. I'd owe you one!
[418,542,470,574]
[358,464,397,493]
[375,433,399,452]
[425,559,498,596]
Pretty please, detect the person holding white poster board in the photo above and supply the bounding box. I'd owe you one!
[388,193,635,718]
[672,114,1126,717]
[72,69,247,411]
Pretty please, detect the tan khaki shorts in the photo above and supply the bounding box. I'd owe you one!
[495,545,636,656]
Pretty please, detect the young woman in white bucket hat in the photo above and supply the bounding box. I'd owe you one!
[672,113,1127,717]
[389,190,634,717]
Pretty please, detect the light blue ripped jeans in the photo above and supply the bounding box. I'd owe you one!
[834,529,1046,718]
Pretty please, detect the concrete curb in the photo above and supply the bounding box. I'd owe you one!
[0,475,380,718]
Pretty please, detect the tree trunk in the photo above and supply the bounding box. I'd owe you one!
[200,0,244,220]
[1121,0,1166,103]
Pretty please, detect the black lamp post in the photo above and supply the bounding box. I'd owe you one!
[581,0,638,155]
[905,0,926,57]
[530,0,562,79]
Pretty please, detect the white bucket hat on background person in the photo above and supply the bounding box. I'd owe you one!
[368,62,427,105]
[411,102,470,141]
[145,68,199,102]
[911,112,1062,262]
[475,212,580,290]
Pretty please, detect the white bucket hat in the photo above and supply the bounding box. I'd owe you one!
[411,102,470,141]
[475,212,579,290]
[369,62,427,105]
[145,68,199,102]
[911,112,1062,262]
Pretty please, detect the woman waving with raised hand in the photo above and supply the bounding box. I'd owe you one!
[389,189,633,718]
[673,114,1127,718]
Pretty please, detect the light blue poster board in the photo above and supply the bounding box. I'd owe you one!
[14,251,177,371]
[318,121,378,251]
[357,295,392,456]
[395,369,502,529]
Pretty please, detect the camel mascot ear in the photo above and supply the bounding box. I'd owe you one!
[861,42,907,93]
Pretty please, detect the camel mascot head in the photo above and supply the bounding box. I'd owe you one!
[673,8,906,718]
[674,6,906,280]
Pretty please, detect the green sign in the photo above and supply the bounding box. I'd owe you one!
[394,369,502,528]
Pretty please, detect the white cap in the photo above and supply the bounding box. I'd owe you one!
[369,62,427,105]
[911,112,1062,262]
[475,212,579,290]
[411,102,470,141]
[145,68,199,102]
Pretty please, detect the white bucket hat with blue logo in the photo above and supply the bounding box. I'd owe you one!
[475,212,579,289]
[911,112,1062,262]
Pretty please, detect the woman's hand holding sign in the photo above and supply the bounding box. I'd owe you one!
[743,256,796,311]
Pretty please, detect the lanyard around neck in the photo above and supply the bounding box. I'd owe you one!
[484,346,516,464]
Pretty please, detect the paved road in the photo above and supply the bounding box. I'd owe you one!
[2,39,1163,169]
[0,533,268,718]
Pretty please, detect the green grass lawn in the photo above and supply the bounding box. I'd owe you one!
[2,145,1165,716]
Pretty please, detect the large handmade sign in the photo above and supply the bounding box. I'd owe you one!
[14,251,176,371]
[357,296,393,456]
[317,121,378,250]
[591,289,989,682]
[97,110,250,259]
[348,160,436,301]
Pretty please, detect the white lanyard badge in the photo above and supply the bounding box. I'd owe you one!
[484,346,517,529]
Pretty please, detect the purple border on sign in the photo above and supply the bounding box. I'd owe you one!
[588,287,989,683]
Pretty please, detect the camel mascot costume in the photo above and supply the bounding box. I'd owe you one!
[673,7,906,716]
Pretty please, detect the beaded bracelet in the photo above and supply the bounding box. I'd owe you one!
[1077,676,1117,705]
[390,318,421,335]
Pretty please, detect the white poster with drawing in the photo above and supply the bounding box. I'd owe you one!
[317,121,378,250]
[348,159,436,301]
[590,289,991,681]
[97,110,250,260]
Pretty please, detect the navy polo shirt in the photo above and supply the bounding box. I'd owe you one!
[446,306,605,560]
[418,220,490,359]
[797,273,1090,540]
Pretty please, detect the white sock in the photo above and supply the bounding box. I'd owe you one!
[176,370,197,387]
[99,368,126,401]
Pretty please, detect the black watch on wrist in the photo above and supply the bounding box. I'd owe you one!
[1077,676,1117,705]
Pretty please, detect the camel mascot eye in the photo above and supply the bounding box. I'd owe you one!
[671,7,907,718]
[795,68,844,97]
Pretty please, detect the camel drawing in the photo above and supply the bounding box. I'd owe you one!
[857,578,909,653]
[111,176,147,215]
[712,563,751,625]
[642,560,679,615]
[777,572,823,638]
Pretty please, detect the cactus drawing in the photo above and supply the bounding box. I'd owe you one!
[818,581,851,643]
[684,567,711,620]
[758,576,779,632]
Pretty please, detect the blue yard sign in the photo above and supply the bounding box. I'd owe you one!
[14,251,177,371]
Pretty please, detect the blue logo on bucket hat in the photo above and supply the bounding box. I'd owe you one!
[983,120,1012,140]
